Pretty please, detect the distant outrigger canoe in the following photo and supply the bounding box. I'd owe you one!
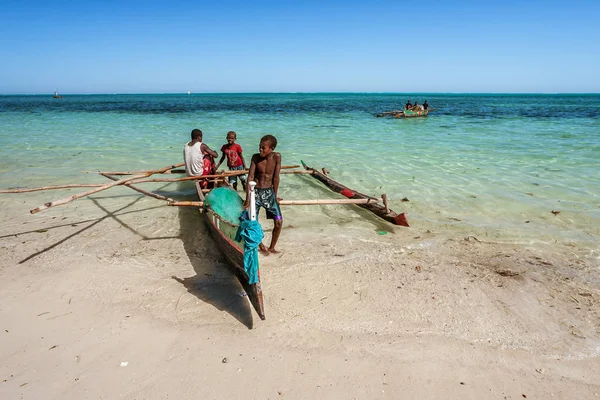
[401,109,428,118]
[376,109,431,118]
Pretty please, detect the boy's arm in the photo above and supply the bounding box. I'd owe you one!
[239,151,246,169]
[244,155,257,208]
[273,152,282,198]
[215,150,226,170]
[201,143,218,158]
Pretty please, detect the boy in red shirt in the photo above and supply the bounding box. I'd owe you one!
[215,131,247,191]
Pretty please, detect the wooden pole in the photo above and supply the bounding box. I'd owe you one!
[280,199,378,205]
[130,169,312,184]
[1,164,188,194]
[0,184,104,193]
[221,177,232,187]
[169,200,205,207]
[100,173,175,202]
[29,163,181,214]
[280,170,313,175]
[168,198,379,208]
[85,164,301,176]
[82,163,185,175]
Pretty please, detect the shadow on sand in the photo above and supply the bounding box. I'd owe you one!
[172,196,255,329]
[16,180,256,328]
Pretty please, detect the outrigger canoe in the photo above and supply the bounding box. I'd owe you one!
[195,181,265,320]
[376,109,430,118]
[19,160,409,324]
[401,109,428,118]
[301,161,409,227]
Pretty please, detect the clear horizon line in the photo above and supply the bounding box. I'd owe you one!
[2,91,599,96]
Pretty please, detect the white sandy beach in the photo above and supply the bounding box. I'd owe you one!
[1,187,599,399]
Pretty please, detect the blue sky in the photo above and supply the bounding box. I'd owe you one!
[1,0,598,94]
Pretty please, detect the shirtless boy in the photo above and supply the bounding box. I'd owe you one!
[245,135,282,255]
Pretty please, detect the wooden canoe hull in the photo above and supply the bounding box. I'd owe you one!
[301,163,409,227]
[196,182,265,320]
[398,109,428,118]
[376,109,429,118]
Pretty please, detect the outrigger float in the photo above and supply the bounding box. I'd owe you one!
[3,162,409,323]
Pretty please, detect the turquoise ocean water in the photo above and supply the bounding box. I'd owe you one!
[1,93,599,258]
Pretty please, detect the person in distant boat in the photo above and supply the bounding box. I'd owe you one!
[215,130,247,191]
[423,100,429,111]
[412,101,423,112]
[245,134,282,256]
[404,100,412,110]
[183,129,218,181]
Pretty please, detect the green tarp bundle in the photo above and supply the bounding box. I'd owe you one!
[204,187,244,224]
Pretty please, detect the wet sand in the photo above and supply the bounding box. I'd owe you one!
[0,189,599,399]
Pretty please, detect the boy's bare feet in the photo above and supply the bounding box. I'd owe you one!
[259,243,270,256]
[268,247,280,254]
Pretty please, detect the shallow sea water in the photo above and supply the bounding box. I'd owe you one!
[1,93,598,257]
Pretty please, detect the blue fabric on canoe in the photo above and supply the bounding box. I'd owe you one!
[235,211,264,284]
